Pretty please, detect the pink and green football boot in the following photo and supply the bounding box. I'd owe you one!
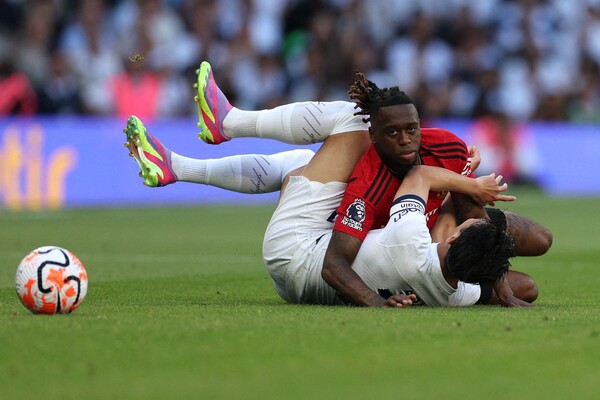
[124,115,176,187]
[193,61,232,144]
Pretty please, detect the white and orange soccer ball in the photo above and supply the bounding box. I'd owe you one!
[15,246,88,314]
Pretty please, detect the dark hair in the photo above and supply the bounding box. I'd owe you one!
[446,220,515,284]
[347,71,416,123]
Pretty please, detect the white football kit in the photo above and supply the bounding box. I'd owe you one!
[263,176,482,306]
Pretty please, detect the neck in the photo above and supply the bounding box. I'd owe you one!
[437,243,458,288]
[388,154,422,178]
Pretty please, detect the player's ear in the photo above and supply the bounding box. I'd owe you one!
[446,233,459,244]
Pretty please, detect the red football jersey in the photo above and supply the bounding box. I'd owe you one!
[333,128,474,241]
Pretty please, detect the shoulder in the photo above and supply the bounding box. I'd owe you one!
[421,128,467,148]
[362,144,382,165]
[347,146,398,206]
[420,128,469,166]
[349,145,385,182]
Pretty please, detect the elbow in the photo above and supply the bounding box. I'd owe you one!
[321,261,334,284]
[527,227,553,256]
[537,227,553,255]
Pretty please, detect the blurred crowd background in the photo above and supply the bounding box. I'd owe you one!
[1,0,600,124]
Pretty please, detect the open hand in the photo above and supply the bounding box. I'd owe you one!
[383,293,417,308]
[473,173,516,205]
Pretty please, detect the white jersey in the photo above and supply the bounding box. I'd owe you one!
[263,176,481,306]
[352,196,480,306]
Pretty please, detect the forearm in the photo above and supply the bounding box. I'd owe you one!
[322,231,386,307]
[321,260,386,307]
[452,193,488,221]
[430,198,457,242]
[491,272,533,307]
[395,166,475,203]
[416,166,477,196]
[397,166,513,206]
[493,273,515,305]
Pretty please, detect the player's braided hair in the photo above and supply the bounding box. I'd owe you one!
[446,219,516,284]
[348,72,416,123]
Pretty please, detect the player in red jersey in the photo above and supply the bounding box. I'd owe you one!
[334,73,481,243]
[333,127,473,240]
[323,73,549,307]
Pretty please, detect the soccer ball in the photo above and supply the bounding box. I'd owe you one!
[15,246,88,314]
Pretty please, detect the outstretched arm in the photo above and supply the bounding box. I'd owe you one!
[395,165,516,206]
[322,231,416,307]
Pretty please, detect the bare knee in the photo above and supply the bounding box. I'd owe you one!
[511,272,538,303]
[520,277,538,303]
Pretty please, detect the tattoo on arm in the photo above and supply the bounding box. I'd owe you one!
[506,212,533,250]
[452,193,487,222]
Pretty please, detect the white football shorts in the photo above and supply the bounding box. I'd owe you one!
[263,176,344,304]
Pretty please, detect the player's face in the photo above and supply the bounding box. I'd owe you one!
[369,104,421,176]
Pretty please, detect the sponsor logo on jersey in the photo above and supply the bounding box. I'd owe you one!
[425,207,438,221]
[462,159,472,176]
[341,198,366,231]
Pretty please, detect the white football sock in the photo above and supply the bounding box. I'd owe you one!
[170,149,314,193]
[222,101,367,144]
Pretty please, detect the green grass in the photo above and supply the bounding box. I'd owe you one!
[1,188,599,400]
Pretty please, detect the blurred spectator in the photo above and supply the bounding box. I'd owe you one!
[13,1,57,87]
[467,113,540,184]
[230,52,287,109]
[107,57,164,119]
[569,56,600,122]
[0,59,37,115]
[112,0,193,72]
[386,10,454,98]
[0,0,597,124]
[59,0,122,114]
[36,49,83,114]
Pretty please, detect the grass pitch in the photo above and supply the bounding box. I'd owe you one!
[1,188,599,400]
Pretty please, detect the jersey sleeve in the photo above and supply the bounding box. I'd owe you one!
[448,282,481,306]
[452,133,474,178]
[332,145,383,242]
[333,187,375,242]
[447,133,473,178]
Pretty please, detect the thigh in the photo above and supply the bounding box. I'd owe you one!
[301,131,370,184]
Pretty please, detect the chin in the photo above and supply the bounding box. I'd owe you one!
[397,156,418,166]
